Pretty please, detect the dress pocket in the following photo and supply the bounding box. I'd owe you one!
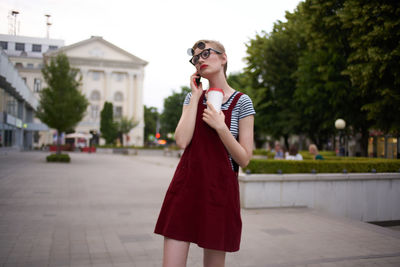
[208,164,233,207]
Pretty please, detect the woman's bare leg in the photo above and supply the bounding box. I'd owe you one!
[163,237,190,267]
[203,248,226,267]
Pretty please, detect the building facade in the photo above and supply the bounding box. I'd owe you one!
[0,47,39,150]
[0,34,147,147]
[46,36,148,146]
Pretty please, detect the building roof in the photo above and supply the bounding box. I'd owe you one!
[45,36,148,66]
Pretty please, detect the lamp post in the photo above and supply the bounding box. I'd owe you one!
[335,119,346,156]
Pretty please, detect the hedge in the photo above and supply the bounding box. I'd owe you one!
[46,154,71,163]
[253,149,337,160]
[243,159,400,174]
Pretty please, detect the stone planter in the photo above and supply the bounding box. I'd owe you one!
[239,172,400,222]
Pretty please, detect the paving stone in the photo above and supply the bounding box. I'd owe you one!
[0,151,400,266]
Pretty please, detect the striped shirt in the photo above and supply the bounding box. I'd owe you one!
[183,91,256,171]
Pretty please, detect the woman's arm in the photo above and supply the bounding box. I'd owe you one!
[174,73,203,149]
[174,97,200,149]
[202,103,254,167]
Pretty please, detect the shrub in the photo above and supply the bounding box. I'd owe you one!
[243,159,400,174]
[46,154,71,163]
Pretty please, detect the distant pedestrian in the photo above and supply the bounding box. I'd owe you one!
[154,40,255,267]
[285,144,303,160]
[309,144,324,160]
[273,142,284,160]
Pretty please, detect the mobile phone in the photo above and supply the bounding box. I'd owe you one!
[195,75,201,87]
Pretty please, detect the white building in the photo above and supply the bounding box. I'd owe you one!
[45,36,148,146]
[0,34,148,147]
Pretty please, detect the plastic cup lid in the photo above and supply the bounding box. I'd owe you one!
[207,88,224,95]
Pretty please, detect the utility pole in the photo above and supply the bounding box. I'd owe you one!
[45,14,52,39]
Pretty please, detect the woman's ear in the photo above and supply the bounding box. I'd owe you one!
[222,53,227,65]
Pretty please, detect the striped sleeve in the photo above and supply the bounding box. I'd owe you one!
[183,92,192,105]
[239,94,256,119]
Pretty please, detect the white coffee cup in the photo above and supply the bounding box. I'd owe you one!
[207,88,224,113]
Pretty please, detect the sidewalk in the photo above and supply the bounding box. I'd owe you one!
[0,151,399,267]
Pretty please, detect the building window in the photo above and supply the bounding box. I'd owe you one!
[114,92,123,102]
[90,90,101,101]
[32,44,42,52]
[15,43,25,51]
[6,95,17,117]
[49,45,58,50]
[90,105,99,120]
[92,71,101,81]
[0,88,5,113]
[27,63,34,69]
[34,78,42,92]
[15,62,23,68]
[22,77,27,83]
[114,73,125,82]
[0,41,8,50]
[114,106,122,119]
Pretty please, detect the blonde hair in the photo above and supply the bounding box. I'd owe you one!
[192,40,227,77]
[309,144,319,155]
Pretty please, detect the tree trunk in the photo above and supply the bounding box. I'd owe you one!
[359,128,369,157]
[283,134,289,151]
[56,131,62,155]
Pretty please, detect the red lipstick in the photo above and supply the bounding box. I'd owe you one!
[200,64,208,70]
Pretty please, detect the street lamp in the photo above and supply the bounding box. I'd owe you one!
[335,119,346,156]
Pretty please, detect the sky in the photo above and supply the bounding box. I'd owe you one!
[0,0,301,111]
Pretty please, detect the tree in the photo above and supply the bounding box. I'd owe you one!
[36,53,88,154]
[144,105,159,144]
[292,0,353,148]
[294,0,373,154]
[160,86,191,137]
[116,116,139,146]
[244,14,304,148]
[100,102,118,145]
[340,0,400,134]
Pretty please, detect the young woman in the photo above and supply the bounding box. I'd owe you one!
[154,40,255,267]
[309,144,324,160]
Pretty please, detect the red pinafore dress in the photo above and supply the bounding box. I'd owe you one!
[154,91,243,252]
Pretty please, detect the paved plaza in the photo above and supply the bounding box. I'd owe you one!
[0,150,400,267]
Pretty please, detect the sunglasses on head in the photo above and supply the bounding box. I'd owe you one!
[187,42,222,65]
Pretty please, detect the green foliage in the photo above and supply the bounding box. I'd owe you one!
[100,102,118,144]
[244,8,308,148]
[116,116,138,146]
[339,0,400,134]
[160,86,191,136]
[46,153,71,163]
[244,158,400,174]
[144,106,159,143]
[36,54,88,154]
[243,0,400,154]
[117,117,138,135]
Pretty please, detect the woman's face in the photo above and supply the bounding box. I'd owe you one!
[193,44,226,78]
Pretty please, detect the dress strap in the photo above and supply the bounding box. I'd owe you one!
[227,92,243,112]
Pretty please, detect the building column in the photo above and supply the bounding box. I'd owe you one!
[104,70,112,102]
[127,71,135,119]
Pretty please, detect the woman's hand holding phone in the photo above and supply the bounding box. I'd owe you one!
[190,72,203,100]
